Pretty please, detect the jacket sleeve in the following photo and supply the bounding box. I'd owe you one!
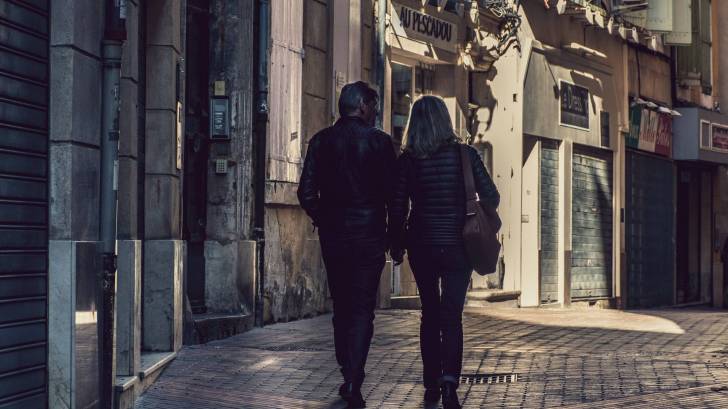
[469,147,500,209]
[387,153,411,252]
[297,134,322,226]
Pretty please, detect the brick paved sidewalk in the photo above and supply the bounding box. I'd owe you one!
[135,308,728,409]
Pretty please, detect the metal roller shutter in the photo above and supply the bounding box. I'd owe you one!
[0,0,49,407]
[571,146,613,299]
[626,151,674,307]
[540,140,559,304]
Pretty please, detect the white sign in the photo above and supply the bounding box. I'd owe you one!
[392,3,458,52]
[664,0,692,45]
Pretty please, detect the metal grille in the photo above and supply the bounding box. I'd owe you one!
[0,0,49,407]
[540,140,559,304]
[460,373,519,385]
[571,146,613,299]
[626,151,674,308]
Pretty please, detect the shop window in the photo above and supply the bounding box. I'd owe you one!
[600,111,610,148]
[415,65,435,97]
[392,63,413,148]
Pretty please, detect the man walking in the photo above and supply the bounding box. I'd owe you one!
[298,81,395,408]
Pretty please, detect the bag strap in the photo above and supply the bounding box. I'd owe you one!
[460,144,478,202]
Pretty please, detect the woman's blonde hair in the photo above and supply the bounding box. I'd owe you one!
[403,95,459,158]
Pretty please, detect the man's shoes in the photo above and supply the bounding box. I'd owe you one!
[424,387,440,403]
[339,382,353,400]
[440,381,461,409]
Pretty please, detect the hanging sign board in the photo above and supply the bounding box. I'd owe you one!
[654,113,673,157]
[629,105,672,157]
[559,81,589,130]
[712,124,728,152]
[392,3,458,52]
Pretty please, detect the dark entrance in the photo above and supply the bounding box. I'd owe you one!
[0,0,50,407]
[626,150,675,308]
[182,0,210,314]
[676,164,713,305]
[571,146,613,299]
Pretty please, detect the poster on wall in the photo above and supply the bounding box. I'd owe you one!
[654,113,672,157]
[559,81,589,130]
[712,124,728,152]
[627,105,641,148]
[638,108,657,152]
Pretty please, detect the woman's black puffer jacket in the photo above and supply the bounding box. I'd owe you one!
[388,143,499,250]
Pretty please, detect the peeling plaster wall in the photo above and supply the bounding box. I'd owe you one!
[263,205,327,322]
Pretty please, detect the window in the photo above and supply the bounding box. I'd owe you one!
[676,0,711,94]
[391,63,413,148]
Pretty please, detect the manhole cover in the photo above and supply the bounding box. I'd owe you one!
[460,373,519,385]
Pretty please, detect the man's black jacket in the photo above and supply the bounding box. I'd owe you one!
[297,116,396,243]
[388,143,500,250]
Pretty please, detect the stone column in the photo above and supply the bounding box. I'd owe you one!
[48,0,104,407]
[143,0,185,352]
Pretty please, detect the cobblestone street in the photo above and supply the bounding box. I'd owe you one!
[135,308,728,408]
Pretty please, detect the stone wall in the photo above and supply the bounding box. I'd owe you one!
[263,0,332,323]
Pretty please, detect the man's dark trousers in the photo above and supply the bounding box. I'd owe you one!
[320,237,385,389]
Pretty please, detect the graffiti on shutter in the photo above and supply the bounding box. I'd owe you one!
[268,0,304,182]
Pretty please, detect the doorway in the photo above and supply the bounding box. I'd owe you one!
[183,0,210,313]
[676,165,713,305]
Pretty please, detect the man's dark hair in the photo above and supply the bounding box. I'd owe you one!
[338,81,378,117]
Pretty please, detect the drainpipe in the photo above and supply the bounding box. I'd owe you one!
[254,0,270,327]
[376,0,387,128]
[100,0,126,407]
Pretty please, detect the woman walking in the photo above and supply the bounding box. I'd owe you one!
[389,96,500,409]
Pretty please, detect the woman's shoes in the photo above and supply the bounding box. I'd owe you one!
[440,381,461,409]
[424,387,440,403]
[339,382,366,408]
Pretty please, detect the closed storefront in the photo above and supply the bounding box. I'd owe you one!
[571,146,613,299]
[0,0,49,407]
[623,101,677,307]
[673,108,728,307]
[626,151,675,307]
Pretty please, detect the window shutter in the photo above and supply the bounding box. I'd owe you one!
[675,0,700,83]
[269,0,304,182]
[698,0,711,92]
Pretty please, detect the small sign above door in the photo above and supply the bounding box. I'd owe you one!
[559,81,589,130]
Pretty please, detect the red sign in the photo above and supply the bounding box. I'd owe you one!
[654,114,672,157]
[712,124,728,151]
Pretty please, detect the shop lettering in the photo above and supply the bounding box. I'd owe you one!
[399,6,453,44]
[560,82,589,129]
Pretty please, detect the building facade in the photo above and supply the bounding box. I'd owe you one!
[2,1,728,409]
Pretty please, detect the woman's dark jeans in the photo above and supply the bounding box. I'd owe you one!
[409,245,472,389]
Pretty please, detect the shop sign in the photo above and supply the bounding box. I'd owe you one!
[627,105,641,149]
[393,3,458,52]
[628,106,672,157]
[713,124,728,152]
[559,81,589,130]
[655,113,673,157]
